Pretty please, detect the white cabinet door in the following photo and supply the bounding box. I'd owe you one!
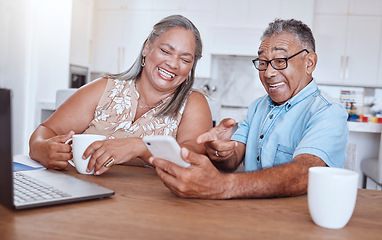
[70,0,94,67]
[314,15,382,86]
[178,11,213,78]
[248,0,283,29]
[92,10,152,74]
[279,0,315,27]
[346,16,382,86]
[350,0,382,15]
[315,0,382,15]
[122,12,154,70]
[312,15,347,85]
[211,0,314,56]
[314,0,382,87]
[315,0,349,14]
[91,10,124,73]
[214,0,252,28]
[95,0,154,10]
[150,4,215,78]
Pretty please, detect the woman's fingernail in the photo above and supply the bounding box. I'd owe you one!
[149,157,154,164]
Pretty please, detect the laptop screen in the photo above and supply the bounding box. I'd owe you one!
[0,88,114,210]
[0,88,14,208]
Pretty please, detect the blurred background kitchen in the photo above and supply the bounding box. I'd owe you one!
[1,0,382,189]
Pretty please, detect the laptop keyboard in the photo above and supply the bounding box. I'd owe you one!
[13,172,71,203]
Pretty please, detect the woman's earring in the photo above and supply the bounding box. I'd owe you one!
[141,57,146,67]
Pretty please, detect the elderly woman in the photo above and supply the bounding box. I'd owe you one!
[29,15,212,175]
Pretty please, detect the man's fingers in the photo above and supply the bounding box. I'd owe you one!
[220,118,236,129]
[196,119,237,145]
[196,131,216,144]
[150,156,181,177]
[181,147,210,167]
[205,140,237,152]
[206,141,237,160]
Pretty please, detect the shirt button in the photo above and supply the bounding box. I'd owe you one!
[260,135,264,139]
[269,114,273,119]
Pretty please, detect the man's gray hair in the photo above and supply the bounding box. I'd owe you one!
[261,19,315,52]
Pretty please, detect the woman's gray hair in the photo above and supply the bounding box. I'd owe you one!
[104,15,203,117]
[261,19,315,52]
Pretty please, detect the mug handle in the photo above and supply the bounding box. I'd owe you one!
[68,159,75,167]
[65,138,75,167]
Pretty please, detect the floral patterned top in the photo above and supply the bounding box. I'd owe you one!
[83,79,187,139]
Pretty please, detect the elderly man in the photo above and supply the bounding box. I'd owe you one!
[149,19,349,199]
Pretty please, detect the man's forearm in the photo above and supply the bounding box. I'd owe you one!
[221,154,327,199]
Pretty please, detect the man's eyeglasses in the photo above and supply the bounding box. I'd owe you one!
[252,49,309,71]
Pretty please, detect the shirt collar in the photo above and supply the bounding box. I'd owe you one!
[267,79,319,111]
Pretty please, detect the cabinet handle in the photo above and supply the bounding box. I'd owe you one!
[88,40,92,64]
[345,56,349,79]
[340,56,344,79]
[118,47,121,73]
[122,47,125,72]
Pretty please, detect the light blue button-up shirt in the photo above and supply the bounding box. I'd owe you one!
[231,80,349,172]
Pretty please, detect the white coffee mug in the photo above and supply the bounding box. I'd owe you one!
[65,134,106,174]
[308,167,359,229]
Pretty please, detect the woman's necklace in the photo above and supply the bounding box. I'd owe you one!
[138,97,163,109]
[136,81,164,109]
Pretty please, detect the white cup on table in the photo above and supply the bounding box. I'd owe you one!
[65,134,106,174]
[308,166,359,229]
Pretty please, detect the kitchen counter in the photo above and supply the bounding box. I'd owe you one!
[347,122,382,189]
[348,121,382,133]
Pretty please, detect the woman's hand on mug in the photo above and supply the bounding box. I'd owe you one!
[38,131,75,170]
[84,137,147,175]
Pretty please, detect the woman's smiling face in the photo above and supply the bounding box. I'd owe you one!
[141,27,196,93]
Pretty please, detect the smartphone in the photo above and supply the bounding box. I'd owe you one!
[142,136,191,168]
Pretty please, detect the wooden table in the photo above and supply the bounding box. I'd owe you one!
[1,165,381,240]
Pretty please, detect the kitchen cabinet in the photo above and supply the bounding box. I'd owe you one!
[91,3,153,74]
[149,0,216,78]
[94,0,154,10]
[151,0,216,12]
[91,0,314,78]
[313,0,382,87]
[213,0,314,29]
[209,0,315,56]
[315,0,382,15]
[70,0,94,68]
[91,0,213,78]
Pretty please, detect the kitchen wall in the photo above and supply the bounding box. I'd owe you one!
[208,55,266,108]
[3,0,382,156]
[196,56,382,124]
[0,0,73,155]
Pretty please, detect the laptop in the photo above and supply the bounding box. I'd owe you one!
[0,88,114,210]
